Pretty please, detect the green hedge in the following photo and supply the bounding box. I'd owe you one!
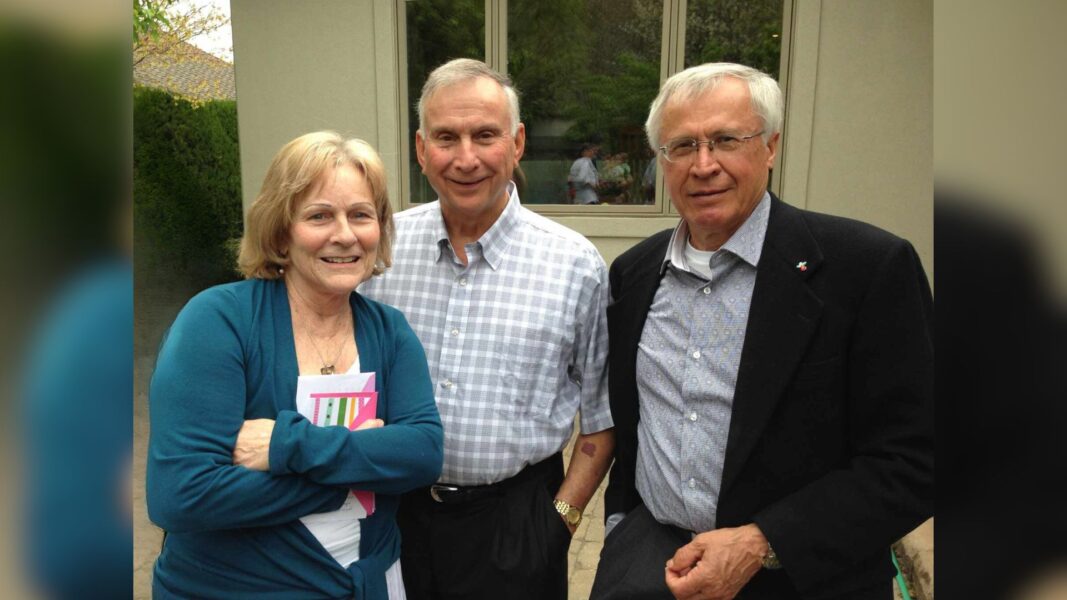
[134,87,242,286]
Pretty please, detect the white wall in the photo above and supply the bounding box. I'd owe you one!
[231,0,401,210]
[779,0,932,280]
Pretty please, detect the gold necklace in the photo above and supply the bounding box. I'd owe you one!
[305,323,347,375]
[288,282,352,375]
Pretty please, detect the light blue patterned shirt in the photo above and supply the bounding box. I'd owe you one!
[634,193,770,533]
[359,184,613,485]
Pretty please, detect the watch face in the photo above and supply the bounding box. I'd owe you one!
[565,508,581,525]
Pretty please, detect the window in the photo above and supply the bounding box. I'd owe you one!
[398,0,785,214]
[401,0,486,205]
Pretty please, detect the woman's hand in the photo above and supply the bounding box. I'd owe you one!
[353,419,384,431]
[233,419,275,471]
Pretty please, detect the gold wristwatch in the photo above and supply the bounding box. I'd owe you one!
[761,543,782,569]
[553,499,583,527]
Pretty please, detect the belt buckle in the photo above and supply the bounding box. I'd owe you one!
[430,484,459,503]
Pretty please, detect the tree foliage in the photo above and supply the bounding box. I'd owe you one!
[132,0,228,67]
[686,0,783,78]
[134,87,242,285]
[507,0,590,124]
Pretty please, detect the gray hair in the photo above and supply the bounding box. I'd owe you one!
[645,62,783,149]
[416,58,521,136]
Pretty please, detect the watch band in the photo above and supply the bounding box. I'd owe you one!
[761,543,782,570]
[553,499,583,527]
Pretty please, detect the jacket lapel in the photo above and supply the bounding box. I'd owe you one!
[720,197,825,494]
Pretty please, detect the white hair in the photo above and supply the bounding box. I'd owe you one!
[417,58,521,136]
[645,62,783,149]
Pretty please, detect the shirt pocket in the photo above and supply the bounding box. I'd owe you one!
[493,317,569,419]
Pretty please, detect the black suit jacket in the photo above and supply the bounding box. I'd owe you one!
[604,195,934,598]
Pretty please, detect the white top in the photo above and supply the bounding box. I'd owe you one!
[296,355,406,598]
[299,357,363,567]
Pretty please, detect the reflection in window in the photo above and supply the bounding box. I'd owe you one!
[684,0,783,189]
[404,0,485,204]
[508,0,662,205]
[685,0,783,78]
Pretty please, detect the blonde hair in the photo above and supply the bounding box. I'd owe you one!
[237,131,394,279]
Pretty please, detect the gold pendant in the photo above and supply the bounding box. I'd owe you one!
[321,365,336,375]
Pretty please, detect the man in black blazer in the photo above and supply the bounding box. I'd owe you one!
[590,63,933,599]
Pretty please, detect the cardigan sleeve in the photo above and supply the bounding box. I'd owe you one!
[146,288,347,534]
[268,307,444,494]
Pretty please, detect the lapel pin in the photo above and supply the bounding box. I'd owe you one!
[796,261,808,272]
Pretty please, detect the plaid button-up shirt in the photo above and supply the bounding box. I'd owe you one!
[359,184,613,485]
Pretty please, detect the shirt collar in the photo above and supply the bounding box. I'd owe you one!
[661,191,771,275]
[432,182,521,270]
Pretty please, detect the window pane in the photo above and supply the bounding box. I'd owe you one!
[404,0,485,204]
[684,0,783,78]
[508,0,663,205]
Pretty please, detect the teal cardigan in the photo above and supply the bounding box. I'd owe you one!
[147,278,443,599]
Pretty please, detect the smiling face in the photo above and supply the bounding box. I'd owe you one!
[284,164,380,303]
[659,77,779,250]
[415,76,525,231]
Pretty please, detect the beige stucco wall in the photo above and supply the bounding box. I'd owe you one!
[231,0,401,211]
[230,0,932,277]
[778,0,932,280]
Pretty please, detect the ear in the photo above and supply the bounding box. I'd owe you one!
[513,122,526,162]
[415,130,428,172]
[764,131,780,169]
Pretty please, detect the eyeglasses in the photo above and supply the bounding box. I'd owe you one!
[658,132,765,163]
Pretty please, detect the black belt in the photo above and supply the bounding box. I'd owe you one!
[429,453,563,504]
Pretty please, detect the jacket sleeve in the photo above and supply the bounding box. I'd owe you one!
[751,239,935,592]
[146,290,347,534]
[267,310,444,494]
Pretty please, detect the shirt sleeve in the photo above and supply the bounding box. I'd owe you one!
[268,310,444,494]
[573,250,614,434]
[147,289,347,534]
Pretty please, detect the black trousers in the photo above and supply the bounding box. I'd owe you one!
[590,504,892,600]
[397,454,571,600]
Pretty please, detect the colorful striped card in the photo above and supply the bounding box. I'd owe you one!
[295,371,378,517]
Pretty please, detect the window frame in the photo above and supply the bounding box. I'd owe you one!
[395,0,791,219]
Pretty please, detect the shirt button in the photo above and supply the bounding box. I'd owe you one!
[450,328,459,336]
[689,412,698,422]
[703,287,711,295]
[440,379,453,389]
[458,278,468,287]
[688,478,696,489]
[692,350,701,359]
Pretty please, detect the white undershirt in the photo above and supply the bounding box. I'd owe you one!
[297,356,406,598]
[683,239,716,280]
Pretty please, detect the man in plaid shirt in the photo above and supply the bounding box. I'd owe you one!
[359,58,614,599]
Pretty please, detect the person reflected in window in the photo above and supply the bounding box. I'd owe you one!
[592,63,933,600]
[600,152,633,204]
[641,147,657,203]
[568,142,601,205]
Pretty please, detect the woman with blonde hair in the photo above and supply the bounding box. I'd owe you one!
[147,131,443,599]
